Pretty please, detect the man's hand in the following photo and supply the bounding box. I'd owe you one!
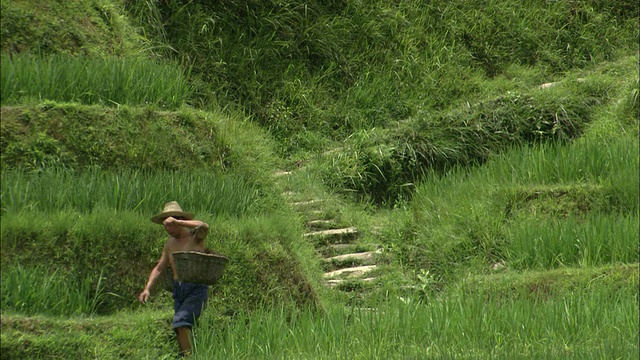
[163,216,179,227]
[138,289,151,304]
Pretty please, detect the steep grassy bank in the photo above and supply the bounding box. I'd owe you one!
[0,103,275,176]
[372,133,639,288]
[0,309,176,360]
[123,0,638,152]
[1,0,143,55]
[317,55,639,204]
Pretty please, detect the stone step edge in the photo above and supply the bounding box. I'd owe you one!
[292,199,323,206]
[323,265,377,279]
[326,277,377,287]
[323,250,381,263]
[304,227,358,237]
[307,219,336,227]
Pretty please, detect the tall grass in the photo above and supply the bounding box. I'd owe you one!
[0,168,264,218]
[398,135,638,278]
[412,135,639,215]
[488,136,639,188]
[0,53,192,108]
[1,265,106,317]
[191,287,638,359]
[506,214,639,269]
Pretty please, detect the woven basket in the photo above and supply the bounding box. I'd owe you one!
[172,250,229,286]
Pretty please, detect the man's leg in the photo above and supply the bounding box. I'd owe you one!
[173,283,207,356]
[175,327,192,356]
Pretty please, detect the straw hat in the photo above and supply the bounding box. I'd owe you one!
[151,201,194,224]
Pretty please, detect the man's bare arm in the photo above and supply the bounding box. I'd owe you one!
[167,217,209,242]
[170,218,208,230]
[138,249,169,303]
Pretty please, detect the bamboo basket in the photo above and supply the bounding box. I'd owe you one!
[172,250,229,286]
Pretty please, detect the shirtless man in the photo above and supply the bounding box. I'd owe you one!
[138,201,209,357]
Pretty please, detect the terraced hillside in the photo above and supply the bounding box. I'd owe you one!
[1,0,638,358]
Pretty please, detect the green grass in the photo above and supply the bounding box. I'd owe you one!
[506,214,638,269]
[2,265,636,359]
[0,309,176,360]
[462,264,639,301]
[0,168,265,218]
[317,55,639,205]
[1,53,192,108]
[0,208,323,315]
[384,134,638,282]
[1,0,143,56]
[190,285,638,359]
[0,103,279,175]
[123,0,639,150]
[1,265,106,317]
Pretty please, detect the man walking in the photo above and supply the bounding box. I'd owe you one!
[138,201,209,357]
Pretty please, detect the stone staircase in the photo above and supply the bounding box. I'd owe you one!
[277,170,383,296]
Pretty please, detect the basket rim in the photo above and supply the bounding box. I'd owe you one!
[172,250,229,261]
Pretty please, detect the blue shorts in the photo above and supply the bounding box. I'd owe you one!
[172,281,208,329]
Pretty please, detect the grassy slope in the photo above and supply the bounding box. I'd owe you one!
[1,0,638,358]
[0,309,176,360]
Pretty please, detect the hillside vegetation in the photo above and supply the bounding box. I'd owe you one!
[1,0,638,358]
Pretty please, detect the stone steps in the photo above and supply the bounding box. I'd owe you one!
[318,243,380,258]
[303,227,358,238]
[275,169,382,293]
[291,199,324,207]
